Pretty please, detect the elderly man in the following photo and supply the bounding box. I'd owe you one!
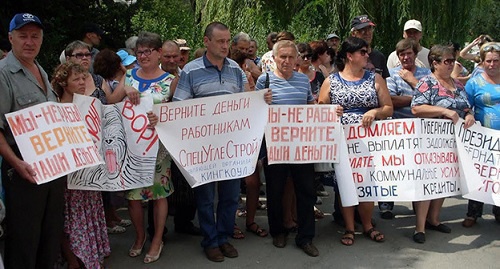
[173,22,254,263]
[0,13,66,269]
[256,40,319,257]
[160,40,182,77]
[174,38,191,69]
[326,32,340,52]
[350,15,390,78]
[231,32,262,80]
[387,19,430,69]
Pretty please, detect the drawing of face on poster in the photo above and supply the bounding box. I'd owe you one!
[102,105,126,180]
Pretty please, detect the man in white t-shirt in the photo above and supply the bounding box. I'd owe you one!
[387,19,430,69]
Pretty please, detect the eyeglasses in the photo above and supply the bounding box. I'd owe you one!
[441,58,455,65]
[136,48,156,57]
[482,43,500,52]
[358,49,369,56]
[300,53,313,60]
[70,53,92,59]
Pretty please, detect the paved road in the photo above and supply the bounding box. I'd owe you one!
[104,194,499,269]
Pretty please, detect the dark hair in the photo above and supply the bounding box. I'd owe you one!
[136,31,162,50]
[276,31,295,42]
[297,42,312,55]
[51,62,87,98]
[204,22,229,39]
[395,39,418,56]
[335,37,368,71]
[428,44,455,72]
[93,49,122,80]
[447,41,461,52]
[267,32,278,44]
[309,40,328,61]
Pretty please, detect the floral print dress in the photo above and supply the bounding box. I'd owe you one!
[125,69,175,200]
[64,73,110,268]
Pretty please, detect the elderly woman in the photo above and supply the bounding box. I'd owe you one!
[318,37,393,246]
[124,31,175,264]
[52,61,110,269]
[411,45,476,243]
[463,42,500,227]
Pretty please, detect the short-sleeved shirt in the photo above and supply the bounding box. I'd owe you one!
[387,66,431,97]
[386,46,430,69]
[411,75,471,119]
[0,53,57,146]
[465,74,500,129]
[255,72,314,105]
[125,69,175,104]
[368,49,390,79]
[174,54,247,101]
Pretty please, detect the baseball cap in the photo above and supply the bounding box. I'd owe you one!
[326,33,340,40]
[174,39,191,51]
[404,20,422,32]
[82,23,104,36]
[351,15,376,30]
[117,49,136,66]
[9,13,44,32]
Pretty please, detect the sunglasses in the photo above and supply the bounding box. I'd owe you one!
[70,53,92,59]
[441,58,455,65]
[300,53,313,60]
[358,49,369,56]
[482,43,500,52]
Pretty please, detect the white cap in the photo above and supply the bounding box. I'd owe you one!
[404,20,422,32]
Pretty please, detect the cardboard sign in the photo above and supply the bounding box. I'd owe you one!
[264,105,341,164]
[68,94,158,191]
[154,91,268,187]
[6,101,103,184]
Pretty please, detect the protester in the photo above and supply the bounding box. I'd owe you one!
[52,62,111,268]
[248,39,261,65]
[124,31,175,264]
[387,19,430,69]
[60,23,104,70]
[318,37,392,246]
[231,32,261,81]
[411,45,475,243]
[175,38,191,69]
[326,33,341,52]
[257,40,338,257]
[387,39,431,119]
[461,35,495,78]
[297,42,325,101]
[350,15,389,78]
[463,42,500,227]
[116,49,137,69]
[0,13,66,269]
[310,40,332,77]
[173,22,271,262]
[125,35,138,55]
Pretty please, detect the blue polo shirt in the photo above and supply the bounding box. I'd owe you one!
[173,54,247,100]
[255,72,314,104]
[387,66,430,97]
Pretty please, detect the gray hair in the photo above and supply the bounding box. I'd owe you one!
[64,40,91,57]
[125,36,138,50]
[232,32,251,45]
[272,40,298,57]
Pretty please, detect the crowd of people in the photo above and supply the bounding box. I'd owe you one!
[0,12,498,268]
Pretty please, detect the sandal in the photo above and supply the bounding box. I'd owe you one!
[314,207,324,219]
[117,219,132,227]
[340,230,355,246]
[364,227,385,242]
[232,225,245,239]
[107,225,126,234]
[246,222,268,237]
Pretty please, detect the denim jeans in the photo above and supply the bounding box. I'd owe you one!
[194,179,241,248]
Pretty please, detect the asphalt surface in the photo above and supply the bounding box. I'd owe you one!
[102,192,499,269]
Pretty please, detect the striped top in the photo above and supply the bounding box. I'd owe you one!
[255,71,314,104]
[173,54,247,101]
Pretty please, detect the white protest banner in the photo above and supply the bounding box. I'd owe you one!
[264,105,341,164]
[333,129,359,207]
[68,94,158,191]
[455,119,500,206]
[154,91,268,187]
[337,118,461,202]
[6,101,103,184]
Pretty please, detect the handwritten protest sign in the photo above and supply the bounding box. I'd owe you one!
[336,118,462,202]
[6,101,103,184]
[68,94,158,191]
[154,91,268,187]
[264,105,341,164]
[456,120,500,206]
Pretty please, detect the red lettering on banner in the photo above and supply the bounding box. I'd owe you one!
[7,111,39,135]
[85,99,101,142]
